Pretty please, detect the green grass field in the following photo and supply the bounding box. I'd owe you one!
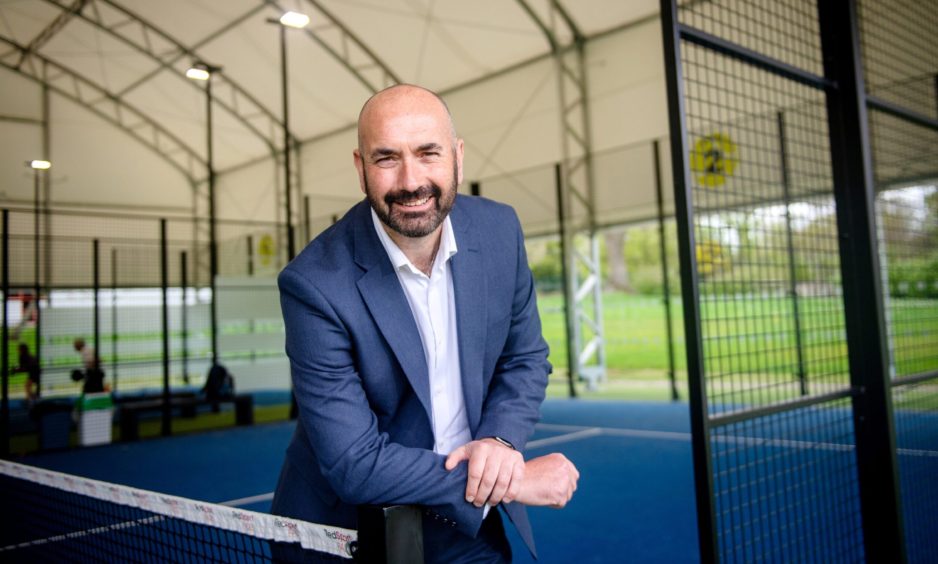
[538,292,938,402]
[5,292,936,453]
[5,292,937,405]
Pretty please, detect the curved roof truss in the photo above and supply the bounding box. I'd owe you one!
[43,0,280,152]
[27,0,404,176]
[1,35,204,182]
[288,0,400,93]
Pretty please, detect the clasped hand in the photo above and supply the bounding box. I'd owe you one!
[444,439,579,509]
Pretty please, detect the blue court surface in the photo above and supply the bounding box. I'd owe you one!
[19,399,701,563]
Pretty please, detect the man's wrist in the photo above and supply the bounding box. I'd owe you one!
[486,436,515,450]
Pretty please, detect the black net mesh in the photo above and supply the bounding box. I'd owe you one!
[0,460,356,562]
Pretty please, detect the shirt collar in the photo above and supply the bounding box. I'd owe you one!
[370,207,458,275]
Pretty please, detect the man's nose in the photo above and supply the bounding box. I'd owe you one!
[396,157,421,190]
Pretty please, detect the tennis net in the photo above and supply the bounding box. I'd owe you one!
[0,459,357,562]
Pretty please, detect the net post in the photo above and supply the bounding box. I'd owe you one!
[355,505,424,564]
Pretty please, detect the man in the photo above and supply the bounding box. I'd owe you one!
[271,84,578,562]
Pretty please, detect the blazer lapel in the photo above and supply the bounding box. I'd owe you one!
[449,203,487,435]
[352,203,432,420]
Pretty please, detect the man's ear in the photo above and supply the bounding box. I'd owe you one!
[353,149,366,195]
[455,138,465,186]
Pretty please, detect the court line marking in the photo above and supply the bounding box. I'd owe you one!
[530,422,938,458]
[220,492,275,507]
[218,423,938,508]
[1,516,164,552]
[526,427,603,449]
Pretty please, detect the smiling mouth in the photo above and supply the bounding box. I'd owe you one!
[385,185,441,212]
[397,196,431,208]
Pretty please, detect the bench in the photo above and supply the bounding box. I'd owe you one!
[118,394,254,441]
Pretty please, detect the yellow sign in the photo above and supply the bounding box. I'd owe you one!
[690,133,738,188]
[258,234,275,266]
[696,239,730,277]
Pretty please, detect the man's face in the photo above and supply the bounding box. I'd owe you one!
[362,159,458,238]
[354,89,464,240]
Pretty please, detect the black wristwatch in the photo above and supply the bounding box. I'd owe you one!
[488,436,515,450]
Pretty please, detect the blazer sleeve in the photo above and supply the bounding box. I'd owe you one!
[279,267,486,538]
[474,209,551,451]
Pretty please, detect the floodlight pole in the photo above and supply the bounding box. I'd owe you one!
[189,62,222,367]
[205,68,220,367]
[268,17,299,262]
[33,166,40,369]
[2,209,10,457]
[280,23,296,260]
[27,161,49,392]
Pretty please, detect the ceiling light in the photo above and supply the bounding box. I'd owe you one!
[280,11,309,28]
[29,160,51,170]
[186,66,211,81]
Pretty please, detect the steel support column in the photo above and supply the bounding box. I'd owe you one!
[518,0,605,390]
[659,0,718,560]
[818,0,906,560]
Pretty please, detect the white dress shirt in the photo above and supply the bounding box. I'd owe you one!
[371,209,472,456]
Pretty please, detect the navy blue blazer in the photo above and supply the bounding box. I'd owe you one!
[271,195,550,557]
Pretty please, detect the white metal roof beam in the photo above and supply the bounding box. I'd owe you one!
[41,0,281,152]
[0,35,204,182]
[270,0,400,93]
[17,0,87,68]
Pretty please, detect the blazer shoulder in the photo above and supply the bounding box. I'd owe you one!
[279,209,359,291]
[454,195,521,232]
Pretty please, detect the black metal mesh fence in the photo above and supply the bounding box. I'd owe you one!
[860,1,938,560]
[710,400,863,562]
[859,0,938,122]
[675,0,867,560]
[671,0,938,560]
[892,382,938,563]
[1,206,295,451]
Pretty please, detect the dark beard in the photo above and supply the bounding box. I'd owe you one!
[365,164,458,238]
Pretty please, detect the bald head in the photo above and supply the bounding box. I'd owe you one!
[357,84,456,151]
[352,83,464,242]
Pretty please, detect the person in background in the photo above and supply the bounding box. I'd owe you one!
[13,342,41,402]
[72,338,106,394]
[73,338,97,370]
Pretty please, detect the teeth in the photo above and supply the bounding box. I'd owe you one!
[400,197,429,207]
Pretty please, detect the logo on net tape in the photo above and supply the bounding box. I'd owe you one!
[273,518,301,540]
[194,503,216,525]
[159,496,183,518]
[325,529,355,556]
[107,485,122,502]
[233,511,257,534]
[132,491,151,508]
